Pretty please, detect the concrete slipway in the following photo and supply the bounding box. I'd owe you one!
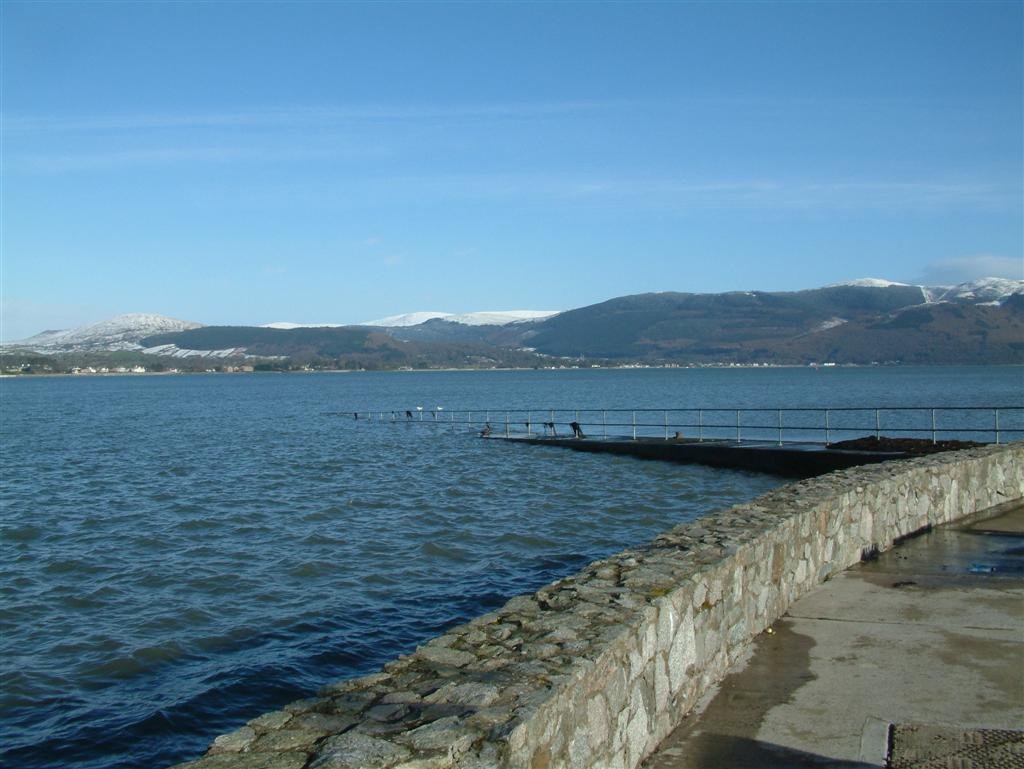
[642,502,1024,769]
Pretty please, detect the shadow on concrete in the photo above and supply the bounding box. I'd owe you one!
[686,735,878,768]
[644,619,827,768]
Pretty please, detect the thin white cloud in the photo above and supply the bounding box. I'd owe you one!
[5,94,996,134]
[917,255,1023,284]
[14,143,389,173]
[20,147,254,173]
[558,179,1015,211]
[1,101,615,133]
[285,174,1019,213]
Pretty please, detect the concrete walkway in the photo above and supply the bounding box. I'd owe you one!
[643,503,1024,769]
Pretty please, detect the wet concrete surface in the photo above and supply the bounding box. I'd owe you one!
[642,502,1024,769]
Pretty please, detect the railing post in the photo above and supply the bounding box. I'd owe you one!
[931,408,936,444]
[602,410,607,439]
[698,409,703,442]
[778,409,783,446]
[527,411,532,437]
[632,411,637,440]
[875,409,880,440]
[468,411,472,428]
[664,410,669,440]
[825,409,830,445]
[995,408,1000,445]
[736,410,740,443]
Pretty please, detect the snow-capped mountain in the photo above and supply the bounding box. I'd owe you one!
[5,313,202,353]
[830,276,1023,305]
[927,277,1024,304]
[360,310,560,327]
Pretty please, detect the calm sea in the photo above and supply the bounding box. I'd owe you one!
[1,366,1020,769]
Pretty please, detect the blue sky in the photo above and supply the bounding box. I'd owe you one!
[2,1,1021,339]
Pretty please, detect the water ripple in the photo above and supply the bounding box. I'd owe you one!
[6,367,1011,769]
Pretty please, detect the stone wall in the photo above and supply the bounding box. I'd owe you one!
[172,444,1024,769]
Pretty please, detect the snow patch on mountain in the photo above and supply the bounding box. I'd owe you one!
[141,343,251,359]
[814,317,848,332]
[261,322,345,330]
[827,278,911,288]
[445,310,560,326]
[920,285,950,303]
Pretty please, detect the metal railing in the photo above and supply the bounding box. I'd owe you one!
[344,406,1024,446]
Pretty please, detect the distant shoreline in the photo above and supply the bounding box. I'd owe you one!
[3,362,1022,380]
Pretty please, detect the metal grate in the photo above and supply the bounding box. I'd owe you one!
[887,724,1024,768]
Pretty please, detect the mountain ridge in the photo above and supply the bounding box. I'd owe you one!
[4,278,1021,366]
[525,281,1022,363]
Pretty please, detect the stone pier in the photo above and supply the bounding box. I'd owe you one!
[170,443,1023,769]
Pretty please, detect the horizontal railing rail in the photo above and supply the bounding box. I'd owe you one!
[340,406,1024,446]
